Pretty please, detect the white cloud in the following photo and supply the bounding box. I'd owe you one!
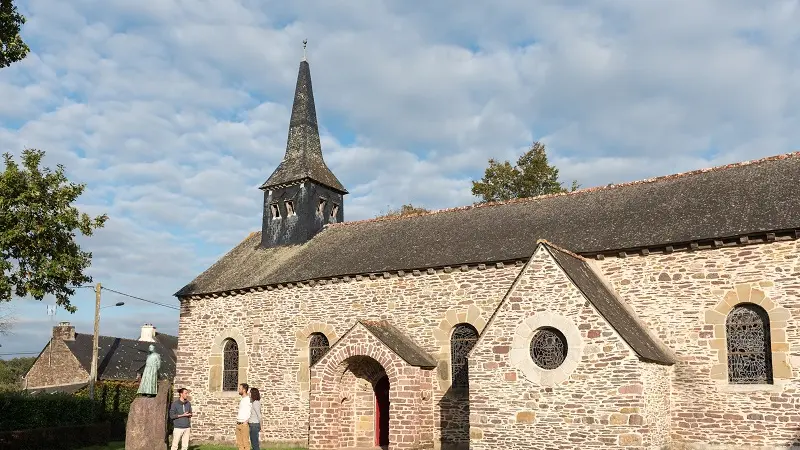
[1,0,799,356]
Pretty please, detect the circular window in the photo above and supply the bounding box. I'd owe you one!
[529,327,568,369]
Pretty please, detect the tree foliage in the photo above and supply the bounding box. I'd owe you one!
[377,203,430,218]
[471,142,579,203]
[0,149,108,312]
[0,0,29,68]
[0,356,35,391]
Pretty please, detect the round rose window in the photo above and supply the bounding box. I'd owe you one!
[529,327,568,369]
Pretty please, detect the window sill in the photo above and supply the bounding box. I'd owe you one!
[212,390,242,398]
[716,382,786,393]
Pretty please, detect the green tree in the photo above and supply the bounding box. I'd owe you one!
[471,141,579,203]
[0,356,35,390]
[377,203,430,218]
[0,149,108,312]
[0,0,29,68]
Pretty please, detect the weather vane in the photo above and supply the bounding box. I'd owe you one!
[302,39,308,61]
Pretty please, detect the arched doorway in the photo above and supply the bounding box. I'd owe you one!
[375,375,390,447]
[308,320,437,450]
[333,355,390,448]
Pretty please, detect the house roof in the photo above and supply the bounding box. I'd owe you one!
[64,332,178,381]
[260,59,347,194]
[176,152,800,297]
[360,320,438,368]
[544,243,676,365]
[27,382,88,395]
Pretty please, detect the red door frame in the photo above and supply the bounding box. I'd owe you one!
[374,376,390,446]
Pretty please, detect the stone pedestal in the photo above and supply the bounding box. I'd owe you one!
[125,380,171,450]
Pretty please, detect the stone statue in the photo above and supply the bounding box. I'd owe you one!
[137,344,161,396]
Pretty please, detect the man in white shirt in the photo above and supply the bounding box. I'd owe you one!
[235,383,251,450]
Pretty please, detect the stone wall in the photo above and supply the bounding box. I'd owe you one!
[641,362,672,448]
[175,263,520,446]
[175,237,799,448]
[467,246,669,449]
[597,239,800,449]
[25,339,89,388]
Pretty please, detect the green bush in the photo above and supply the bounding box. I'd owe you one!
[0,391,99,432]
[75,380,140,421]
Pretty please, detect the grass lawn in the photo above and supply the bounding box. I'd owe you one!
[79,443,305,450]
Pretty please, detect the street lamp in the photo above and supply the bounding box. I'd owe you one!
[88,284,124,400]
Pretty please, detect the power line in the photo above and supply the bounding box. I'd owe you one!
[0,352,40,356]
[75,284,180,310]
[100,286,180,311]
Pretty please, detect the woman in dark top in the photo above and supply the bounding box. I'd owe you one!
[248,387,262,450]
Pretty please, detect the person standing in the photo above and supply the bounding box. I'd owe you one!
[169,388,193,450]
[235,383,251,450]
[248,388,262,450]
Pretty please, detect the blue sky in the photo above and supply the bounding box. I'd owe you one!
[1,0,799,359]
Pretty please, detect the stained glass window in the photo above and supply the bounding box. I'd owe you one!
[451,324,479,389]
[727,304,772,384]
[222,339,239,391]
[309,332,330,367]
[530,327,567,370]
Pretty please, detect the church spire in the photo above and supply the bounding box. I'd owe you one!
[260,40,347,194]
[259,42,347,249]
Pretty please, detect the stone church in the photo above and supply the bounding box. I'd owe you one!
[174,54,800,449]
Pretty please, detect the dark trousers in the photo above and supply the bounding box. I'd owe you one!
[249,422,260,450]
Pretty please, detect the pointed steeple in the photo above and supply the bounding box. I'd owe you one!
[260,43,347,194]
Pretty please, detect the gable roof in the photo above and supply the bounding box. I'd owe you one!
[359,320,438,368]
[177,152,800,297]
[544,242,676,365]
[64,332,178,381]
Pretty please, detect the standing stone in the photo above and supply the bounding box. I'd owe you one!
[125,379,171,450]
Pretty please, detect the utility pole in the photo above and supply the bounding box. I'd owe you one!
[89,282,101,400]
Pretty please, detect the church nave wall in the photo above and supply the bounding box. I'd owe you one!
[175,263,521,446]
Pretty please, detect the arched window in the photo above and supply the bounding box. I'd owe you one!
[309,332,330,367]
[450,324,479,389]
[222,338,239,391]
[727,304,773,384]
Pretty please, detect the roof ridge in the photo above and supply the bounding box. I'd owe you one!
[328,151,800,229]
[537,239,587,261]
[75,332,170,345]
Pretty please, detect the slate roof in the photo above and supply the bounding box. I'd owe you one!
[177,152,800,297]
[360,320,438,368]
[260,60,347,194]
[544,242,676,365]
[65,332,178,381]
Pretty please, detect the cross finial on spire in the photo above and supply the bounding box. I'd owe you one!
[302,39,308,61]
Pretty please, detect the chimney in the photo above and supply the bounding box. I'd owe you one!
[139,323,156,342]
[53,322,75,341]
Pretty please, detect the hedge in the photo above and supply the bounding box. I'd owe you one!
[0,391,99,432]
[0,381,143,432]
[0,380,172,444]
[75,380,140,421]
[0,422,111,450]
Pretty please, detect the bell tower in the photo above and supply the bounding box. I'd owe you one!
[259,41,348,248]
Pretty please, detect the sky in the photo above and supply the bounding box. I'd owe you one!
[1,0,799,359]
